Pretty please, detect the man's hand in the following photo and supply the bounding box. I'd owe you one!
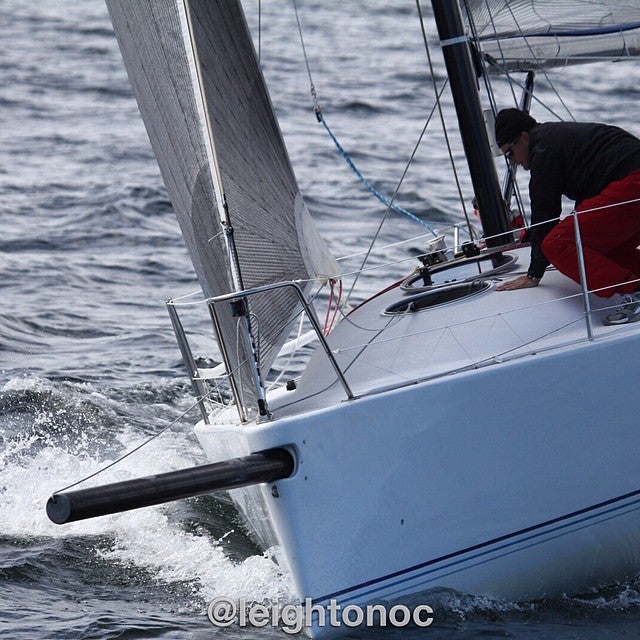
[495,275,539,291]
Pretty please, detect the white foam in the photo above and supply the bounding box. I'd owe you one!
[0,411,295,605]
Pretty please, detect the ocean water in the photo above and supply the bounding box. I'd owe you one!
[3,1,640,638]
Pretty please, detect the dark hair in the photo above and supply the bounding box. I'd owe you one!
[494,108,538,147]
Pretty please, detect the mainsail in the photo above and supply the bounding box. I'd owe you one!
[463,0,640,73]
[106,0,337,421]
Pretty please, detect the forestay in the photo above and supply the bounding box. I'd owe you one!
[106,0,337,421]
[463,0,640,72]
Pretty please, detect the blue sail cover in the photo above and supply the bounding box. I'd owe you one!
[463,0,640,73]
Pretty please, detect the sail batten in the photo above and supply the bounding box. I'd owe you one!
[106,0,337,420]
[464,0,640,73]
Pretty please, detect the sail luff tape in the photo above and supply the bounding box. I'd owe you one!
[440,35,470,47]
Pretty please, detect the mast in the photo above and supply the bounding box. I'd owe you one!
[431,0,512,248]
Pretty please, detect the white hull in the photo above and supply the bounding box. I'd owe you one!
[196,250,640,632]
[100,2,640,635]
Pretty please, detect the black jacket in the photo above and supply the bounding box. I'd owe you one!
[526,122,640,278]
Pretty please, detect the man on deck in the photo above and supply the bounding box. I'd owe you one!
[494,108,640,325]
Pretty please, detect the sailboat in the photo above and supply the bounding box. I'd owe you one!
[47,0,640,635]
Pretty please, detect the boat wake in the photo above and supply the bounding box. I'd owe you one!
[0,375,295,613]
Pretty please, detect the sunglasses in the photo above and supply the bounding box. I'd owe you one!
[503,134,522,161]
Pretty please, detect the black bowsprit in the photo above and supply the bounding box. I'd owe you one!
[46,447,295,525]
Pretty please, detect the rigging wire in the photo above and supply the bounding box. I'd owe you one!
[464,1,528,225]
[267,313,307,390]
[500,3,576,122]
[291,0,438,236]
[415,0,474,240]
[52,396,210,495]
[316,116,439,234]
[257,0,261,61]
[464,0,501,118]
[343,90,448,305]
[287,2,490,303]
[480,0,519,105]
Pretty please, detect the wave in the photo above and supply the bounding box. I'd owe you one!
[0,374,294,613]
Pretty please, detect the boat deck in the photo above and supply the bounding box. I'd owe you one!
[270,247,638,418]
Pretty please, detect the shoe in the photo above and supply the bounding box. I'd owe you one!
[603,292,640,326]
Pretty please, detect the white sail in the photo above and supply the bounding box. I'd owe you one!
[463,0,640,73]
[105,0,337,420]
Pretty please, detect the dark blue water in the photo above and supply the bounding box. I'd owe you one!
[3,1,640,638]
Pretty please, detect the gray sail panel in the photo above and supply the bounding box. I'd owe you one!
[106,0,260,419]
[106,0,337,421]
[185,0,337,377]
[464,0,640,73]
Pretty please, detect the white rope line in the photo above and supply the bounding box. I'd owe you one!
[337,253,433,280]
[573,196,640,215]
[267,313,307,390]
[167,289,207,305]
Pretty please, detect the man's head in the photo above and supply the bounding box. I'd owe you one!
[495,108,538,171]
[495,108,537,147]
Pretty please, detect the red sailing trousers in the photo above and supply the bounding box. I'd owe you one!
[542,168,640,298]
